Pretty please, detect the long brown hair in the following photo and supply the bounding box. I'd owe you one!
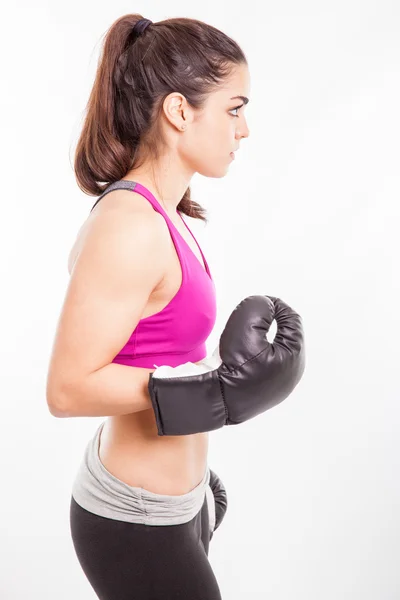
[73,15,247,222]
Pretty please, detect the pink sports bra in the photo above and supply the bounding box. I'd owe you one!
[90,180,217,369]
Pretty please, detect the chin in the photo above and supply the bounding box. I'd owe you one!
[198,163,231,178]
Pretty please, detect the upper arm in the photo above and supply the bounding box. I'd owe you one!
[46,208,169,409]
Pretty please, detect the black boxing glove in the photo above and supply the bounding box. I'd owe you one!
[148,295,305,436]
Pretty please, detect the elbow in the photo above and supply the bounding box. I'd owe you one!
[47,400,69,418]
[48,404,68,418]
[46,384,74,418]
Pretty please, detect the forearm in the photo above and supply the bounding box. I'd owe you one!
[57,363,155,418]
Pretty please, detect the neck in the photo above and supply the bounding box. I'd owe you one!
[122,153,195,216]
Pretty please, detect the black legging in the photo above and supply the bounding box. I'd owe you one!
[70,489,223,599]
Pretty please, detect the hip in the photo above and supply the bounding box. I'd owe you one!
[71,420,212,527]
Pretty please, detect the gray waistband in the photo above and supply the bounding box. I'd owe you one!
[71,421,214,528]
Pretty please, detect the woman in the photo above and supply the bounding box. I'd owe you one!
[46,13,250,600]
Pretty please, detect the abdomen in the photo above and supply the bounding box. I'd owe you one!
[98,411,209,495]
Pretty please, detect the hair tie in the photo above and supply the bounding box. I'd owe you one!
[132,18,153,37]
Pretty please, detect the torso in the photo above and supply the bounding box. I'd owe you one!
[68,186,209,496]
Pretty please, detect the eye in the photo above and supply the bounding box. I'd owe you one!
[229,104,244,118]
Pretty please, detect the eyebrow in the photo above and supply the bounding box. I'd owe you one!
[230,96,250,104]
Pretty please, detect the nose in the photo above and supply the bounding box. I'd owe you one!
[235,121,250,140]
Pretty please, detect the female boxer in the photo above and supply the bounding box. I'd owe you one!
[46,14,248,600]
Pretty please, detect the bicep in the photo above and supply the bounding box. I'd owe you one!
[46,210,168,403]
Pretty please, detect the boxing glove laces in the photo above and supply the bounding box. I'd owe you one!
[148,295,306,436]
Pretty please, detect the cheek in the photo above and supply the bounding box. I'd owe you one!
[194,117,231,156]
[179,115,233,172]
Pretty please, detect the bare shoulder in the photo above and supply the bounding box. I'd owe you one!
[68,188,169,275]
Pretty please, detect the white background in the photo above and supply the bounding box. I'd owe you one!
[1,1,399,598]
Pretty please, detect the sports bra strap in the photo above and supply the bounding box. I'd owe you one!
[90,180,137,213]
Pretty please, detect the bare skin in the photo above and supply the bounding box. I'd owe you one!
[67,188,210,495]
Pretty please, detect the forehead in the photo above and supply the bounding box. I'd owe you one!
[214,64,251,103]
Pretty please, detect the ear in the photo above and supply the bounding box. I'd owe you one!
[162,92,190,131]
